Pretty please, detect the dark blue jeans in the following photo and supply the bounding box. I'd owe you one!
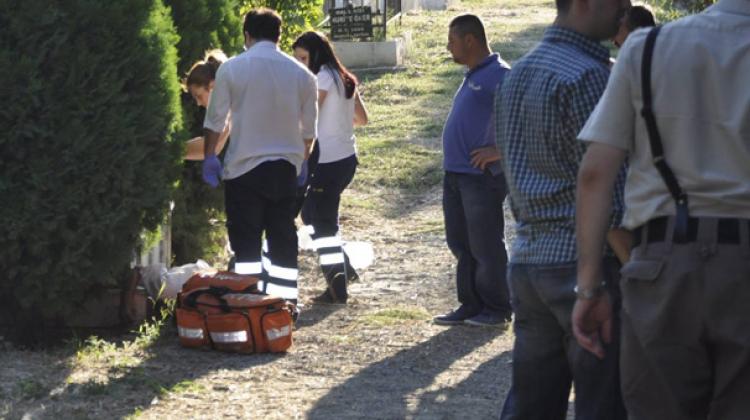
[442,171,511,316]
[500,259,626,420]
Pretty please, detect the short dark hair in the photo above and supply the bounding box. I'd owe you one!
[555,0,573,14]
[243,8,282,43]
[449,14,487,45]
[626,5,656,31]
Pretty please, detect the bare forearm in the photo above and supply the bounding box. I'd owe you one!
[353,91,368,127]
[185,136,205,160]
[576,144,626,290]
[576,174,613,289]
[215,124,230,155]
[204,128,221,158]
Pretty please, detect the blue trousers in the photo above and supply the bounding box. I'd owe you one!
[442,171,511,316]
[500,259,626,420]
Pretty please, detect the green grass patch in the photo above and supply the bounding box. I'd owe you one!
[76,336,119,363]
[81,379,110,396]
[409,219,445,235]
[363,307,431,326]
[17,378,48,400]
[124,408,144,419]
[165,379,206,395]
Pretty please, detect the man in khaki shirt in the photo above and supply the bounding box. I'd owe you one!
[573,0,750,418]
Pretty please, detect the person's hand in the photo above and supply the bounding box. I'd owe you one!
[572,293,613,359]
[470,146,501,171]
[202,153,222,188]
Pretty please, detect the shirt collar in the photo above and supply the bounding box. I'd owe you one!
[711,0,750,15]
[466,53,501,77]
[248,40,279,51]
[543,26,610,64]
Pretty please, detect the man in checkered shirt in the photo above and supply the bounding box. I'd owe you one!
[494,0,630,417]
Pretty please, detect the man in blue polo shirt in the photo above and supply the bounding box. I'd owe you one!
[433,14,512,327]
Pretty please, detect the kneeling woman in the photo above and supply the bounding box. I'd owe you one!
[183,49,230,160]
[293,31,368,304]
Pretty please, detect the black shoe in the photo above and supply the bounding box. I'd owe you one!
[346,271,360,284]
[344,260,359,283]
[285,299,300,323]
[328,273,348,303]
[311,289,346,305]
[291,305,300,323]
[433,305,480,326]
[464,311,512,328]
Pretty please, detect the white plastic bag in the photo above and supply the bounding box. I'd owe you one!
[162,260,214,299]
[343,241,374,270]
[139,260,215,300]
[297,225,315,251]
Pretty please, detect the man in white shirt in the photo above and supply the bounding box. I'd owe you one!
[202,8,318,304]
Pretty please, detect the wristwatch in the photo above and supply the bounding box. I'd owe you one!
[574,282,606,300]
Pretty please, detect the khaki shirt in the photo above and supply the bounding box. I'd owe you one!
[578,0,750,229]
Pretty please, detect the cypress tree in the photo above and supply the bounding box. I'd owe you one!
[0,0,183,339]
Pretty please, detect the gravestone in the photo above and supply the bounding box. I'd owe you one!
[330,5,374,41]
[402,0,459,10]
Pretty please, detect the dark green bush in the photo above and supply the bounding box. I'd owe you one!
[164,0,243,265]
[0,0,183,329]
[645,0,715,21]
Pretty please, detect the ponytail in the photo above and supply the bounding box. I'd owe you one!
[182,49,228,91]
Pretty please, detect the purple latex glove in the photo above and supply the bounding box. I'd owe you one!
[202,153,222,188]
[297,160,308,187]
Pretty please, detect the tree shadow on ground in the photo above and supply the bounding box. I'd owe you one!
[3,329,277,419]
[415,349,513,419]
[307,327,507,419]
[2,301,340,419]
[295,301,344,330]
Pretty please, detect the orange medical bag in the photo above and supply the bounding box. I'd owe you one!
[175,273,293,354]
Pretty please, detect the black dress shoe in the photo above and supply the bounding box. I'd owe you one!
[311,289,346,305]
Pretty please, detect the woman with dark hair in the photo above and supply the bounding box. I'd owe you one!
[613,5,656,48]
[182,49,230,160]
[292,31,368,304]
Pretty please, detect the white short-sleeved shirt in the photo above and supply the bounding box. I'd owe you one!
[316,65,356,164]
[204,41,318,179]
[578,0,750,229]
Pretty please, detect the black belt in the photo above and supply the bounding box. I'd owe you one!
[632,216,749,248]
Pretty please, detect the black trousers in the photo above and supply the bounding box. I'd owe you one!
[294,141,320,217]
[300,154,358,283]
[225,160,298,301]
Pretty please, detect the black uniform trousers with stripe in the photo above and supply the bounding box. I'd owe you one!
[300,153,358,284]
[225,159,299,302]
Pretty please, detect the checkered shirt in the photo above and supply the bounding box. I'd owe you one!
[495,26,626,264]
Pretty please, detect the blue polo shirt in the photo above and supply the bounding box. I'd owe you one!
[442,53,510,175]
